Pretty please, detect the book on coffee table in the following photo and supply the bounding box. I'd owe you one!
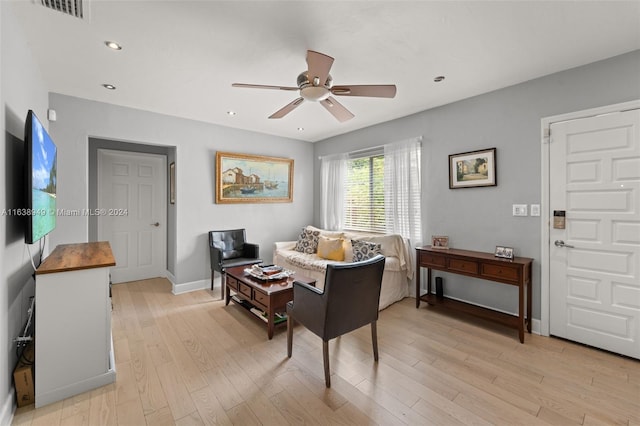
[249,307,287,324]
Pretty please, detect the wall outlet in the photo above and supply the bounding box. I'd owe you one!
[512,204,528,216]
[530,204,541,216]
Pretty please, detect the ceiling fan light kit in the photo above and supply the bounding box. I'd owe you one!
[232,50,396,122]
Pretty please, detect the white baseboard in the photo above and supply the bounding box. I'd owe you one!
[172,278,209,295]
[1,391,15,426]
[531,318,542,335]
[35,369,115,408]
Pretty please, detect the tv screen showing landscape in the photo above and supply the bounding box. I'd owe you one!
[25,110,57,244]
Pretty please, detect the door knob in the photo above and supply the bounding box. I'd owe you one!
[554,240,574,248]
[151,222,160,227]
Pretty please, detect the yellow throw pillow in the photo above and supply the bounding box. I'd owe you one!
[317,236,345,261]
[343,239,353,262]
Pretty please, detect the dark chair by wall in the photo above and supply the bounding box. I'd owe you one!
[286,254,385,387]
[209,229,262,299]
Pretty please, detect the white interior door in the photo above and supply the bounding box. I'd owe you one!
[549,109,640,359]
[98,150,167,283]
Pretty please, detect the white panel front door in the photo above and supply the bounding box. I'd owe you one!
[549,109,640,359]
[98,150,166,283]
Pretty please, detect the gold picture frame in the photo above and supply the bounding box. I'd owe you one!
[215,151,294,204]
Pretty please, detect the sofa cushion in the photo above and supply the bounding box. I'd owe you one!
[294,228,321,254]
[317,236,345,261]
[279,249,343,273]
[306,225,344,239]
[351,240,382,262]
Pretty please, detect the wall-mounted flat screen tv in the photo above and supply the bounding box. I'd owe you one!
[24,110,57,244]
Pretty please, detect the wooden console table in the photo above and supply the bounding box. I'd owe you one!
[416,246,533,343]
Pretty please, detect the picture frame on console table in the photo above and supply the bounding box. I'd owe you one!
[449,147,497,189]
[495,245,514,260]
[431,235,449,249]
[215,151,294,204]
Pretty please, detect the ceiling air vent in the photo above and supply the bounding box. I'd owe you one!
[40,0,86,19]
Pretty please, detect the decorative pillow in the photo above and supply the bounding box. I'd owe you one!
[343,239,354,262]
[317,236,345,261]
[351,240,382,262]
[294,228,321,254]
[306,225,344,239]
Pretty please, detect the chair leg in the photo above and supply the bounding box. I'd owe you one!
[287,316,293,358]
[211,270,215,291]
[323,340,331,388]
[220,272,226,300]
[371,321,379,362]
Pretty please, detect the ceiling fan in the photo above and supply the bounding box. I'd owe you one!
[232,50,397,122]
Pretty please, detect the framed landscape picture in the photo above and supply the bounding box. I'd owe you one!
[215,151,294,204]
[449,147,497,189]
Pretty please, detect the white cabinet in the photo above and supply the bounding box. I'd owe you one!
[35,242,116,407]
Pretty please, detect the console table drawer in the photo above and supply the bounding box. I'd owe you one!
[481,263,519,283]
[238,282,252,299]
[253,291,270,310]
[226,276,238,291]
[420,252,446,268]
[448,259,478,274]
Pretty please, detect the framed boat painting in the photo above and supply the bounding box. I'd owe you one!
[449,147,497,189]
[215,151,294,204]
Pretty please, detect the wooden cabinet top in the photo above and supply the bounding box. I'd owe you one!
[36,241,116,274]
[416,246,533,266]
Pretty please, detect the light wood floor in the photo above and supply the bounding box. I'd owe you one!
[12,278,639,426]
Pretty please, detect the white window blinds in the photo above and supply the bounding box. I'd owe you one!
[344,151,386,233]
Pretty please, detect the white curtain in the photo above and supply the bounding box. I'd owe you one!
[383,137,422,247]
[319,153,348,230]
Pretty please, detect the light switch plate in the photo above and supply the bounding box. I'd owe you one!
[530,204,541,216]
[513,204,528,216]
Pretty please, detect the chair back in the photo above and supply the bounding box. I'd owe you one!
[322,254,385,340]
[209,229,246,260]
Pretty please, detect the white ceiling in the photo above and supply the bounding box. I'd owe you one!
[9,1,640,142]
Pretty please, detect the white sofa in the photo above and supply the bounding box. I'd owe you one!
[274,226,413,310]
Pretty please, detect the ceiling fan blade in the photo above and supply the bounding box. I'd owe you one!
[306,50,334,86]
[269,97,305,119]
[232,83,298,91]
[331,85,397,98]
[320,97,354,122]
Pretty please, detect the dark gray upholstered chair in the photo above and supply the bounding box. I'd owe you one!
[209,229,261,299]
[286,254,385,387]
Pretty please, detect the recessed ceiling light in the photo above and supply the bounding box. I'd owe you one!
[297,127,304,131]
[227,111,236,116]
[105,41,122,50]
[434,76,445,82]
[102,84,116,90]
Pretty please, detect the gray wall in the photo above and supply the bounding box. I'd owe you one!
[0,3,50,420]
[47,93,315,286]
[314,50,640,320]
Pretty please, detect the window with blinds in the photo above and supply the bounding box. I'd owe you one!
[344,154,386,233]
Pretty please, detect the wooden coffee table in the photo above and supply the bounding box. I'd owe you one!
[224,266,316,339]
